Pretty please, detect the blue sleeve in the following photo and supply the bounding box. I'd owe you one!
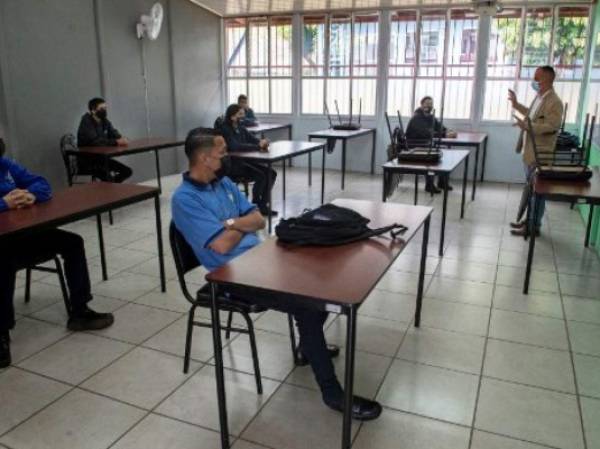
[223,177,256,216]
[0,198,7,212]
[172,191,225,251]
[8,160,52,203]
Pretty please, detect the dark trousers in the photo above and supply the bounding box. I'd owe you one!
[0,229,93,332]
[230,161,277,211]
[79,155,133,183]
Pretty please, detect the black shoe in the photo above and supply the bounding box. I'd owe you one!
[0,331,11,369]
[425,185,441,194]
[67,306,114,331]
[510,221,527,229]
[295,344,340,366]
[438,183,453,191]
[324,394,383,421]
[510,227,540,237]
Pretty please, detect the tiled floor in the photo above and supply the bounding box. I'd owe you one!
[2,165,600,449]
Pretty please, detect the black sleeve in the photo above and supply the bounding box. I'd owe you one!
[405,116,432,141]
[222,125,260,152]
[105,119,122,140]
[433,118,447,138]
[77,115,117,147]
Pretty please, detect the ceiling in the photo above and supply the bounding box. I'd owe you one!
[189,0,591,17]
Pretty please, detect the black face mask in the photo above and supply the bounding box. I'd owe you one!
[0,138,5,157]
[215,155,232,180]
[422,106,432,115]
[95,109,107,120]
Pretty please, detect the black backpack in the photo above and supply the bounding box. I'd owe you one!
[555,131,580,152]
[275,203,407,246]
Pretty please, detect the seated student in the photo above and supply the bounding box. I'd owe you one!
[76,97,133,183]
[406,96,457,194]
[221,104,278,216]
[238,94,257,127]
[0,137,114,368]
[172,127,382,420]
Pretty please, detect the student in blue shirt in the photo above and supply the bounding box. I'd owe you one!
[238,94,257,127]
[0,137,114,368]
[172,128,382,421]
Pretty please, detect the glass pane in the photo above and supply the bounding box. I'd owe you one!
[521,8,552,79]
[329,14,352,77]
[586,82,600,116]
[248,79,270,113]
[387,78,414,116]
[483,80,514,120]
[303,15,326,76]
[353,13,379,77]
[389,11,417,78]
[225,18,247,77]
[302,79,325,114]
[326,78,351,114]
[446,10,478,78]
[553,81,580,123]
[249,17,269,77]
[418,11,446,78]
[352,79,377,115]
[553,7,589,80]
[270,16,293,77]
[488,9,521,78]
[227,79,247,106]
[444,79,473,119]
[270,78,292,114]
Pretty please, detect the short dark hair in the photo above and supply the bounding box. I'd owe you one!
[539,65,556,82]
[184,127,221,163]
[238,94,248,103]
[225,104,243,125]
[420,96,433,105]
[88,97,106,111]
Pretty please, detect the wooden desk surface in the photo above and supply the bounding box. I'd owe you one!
[207,199,432,307]
[78,137,184,157]
[247,123,291,134]
[440,132,487,145]
[535,168,600,202]
[382,149,469,173]
[308,127,375,139]
[229,140,324,163]
[0,182,158,238]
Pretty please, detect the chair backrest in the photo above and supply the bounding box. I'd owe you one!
[59,133,78,186]
[169,221,203,304]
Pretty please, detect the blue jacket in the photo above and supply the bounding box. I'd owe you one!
[221,122,261,153]
[0,157,52,212]
[240,107,257,127]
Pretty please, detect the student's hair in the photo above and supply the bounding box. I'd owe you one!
[238,94,248,103]
[0,138,5,157]
[184,127,221,163]
[539,65,556,82]
[225,104,243,125]
[88,97,106,111]
[420,96,433,105]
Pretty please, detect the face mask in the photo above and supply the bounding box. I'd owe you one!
[0,138,5,157]
[214,155,232,180]
[531,80,541,92]
[95,109,107,120]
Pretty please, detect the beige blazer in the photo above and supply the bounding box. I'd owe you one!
[514,89,563,166]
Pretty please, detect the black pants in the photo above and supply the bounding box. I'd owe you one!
[0,229,93,332]
[230,161,277,211]
[79,155,133,183]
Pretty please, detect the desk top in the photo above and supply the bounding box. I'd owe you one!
[206,199,432,307]
[308,127,375,139]
[247,123,291,134]
[0,182,158,238]
[229,140,324,163]
[535,168,600,202]
[78,137,184,156]
[382,149,469,173]
[440,131,487,145]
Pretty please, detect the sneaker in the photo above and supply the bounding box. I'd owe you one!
[67,306,114,331]
[0,331,11,369]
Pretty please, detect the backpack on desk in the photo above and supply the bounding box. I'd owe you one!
[275,203,407,246]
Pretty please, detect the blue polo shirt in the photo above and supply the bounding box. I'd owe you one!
[171,174,260,272]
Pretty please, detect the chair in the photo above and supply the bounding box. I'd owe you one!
[169,222,298,394]
[21,253,71,315]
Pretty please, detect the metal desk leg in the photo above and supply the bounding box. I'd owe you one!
[321,146,326,204]
[288,125,293,168]
[382,169,387,202]
[523,194,539,294]
[342,306,357,449]
[96,214,108,281]
[415,215,430,327]
[480,136,488,182]
[585,204,594,247]
[210,283,230,449]
[267,163,273,233]
[154,195,166,292]
[461,156,469,219]
[439,176,449,257]
[282,159,287,214]
[154,149,162,193]
[341,139,347,190]
[414,175,419,205]
[370,130,376,175]
[308,137,312,186]
[105,156,114,225]
[472,145,479,201]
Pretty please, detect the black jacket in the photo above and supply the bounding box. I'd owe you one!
[77,113,122,146]
[221,122,260,152]
[405,108,447,142]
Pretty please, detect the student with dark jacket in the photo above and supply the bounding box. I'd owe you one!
[0,137,114,368]
[238,94,258,127]
[76,97,133,183]
[221,104,278,216]
[406,96,457,194]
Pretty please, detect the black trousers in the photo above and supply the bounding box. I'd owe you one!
[0,229,93,332]
[79,155,133,183]
[230,161,277,211]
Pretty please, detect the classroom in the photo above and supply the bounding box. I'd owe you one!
[1,1,599,448]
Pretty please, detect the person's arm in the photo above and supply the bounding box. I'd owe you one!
[531,97,563,136]
[222,125,260,152]
[508,89,529,116]
[8,160,52,204]
[77,115,118,146]
[221,178,265,233]
[105,119,122,140]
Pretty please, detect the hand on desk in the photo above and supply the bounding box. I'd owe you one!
[259,139,270,152]
[116,137,129,146]
[3,189,36,209]
[446,130,457,138]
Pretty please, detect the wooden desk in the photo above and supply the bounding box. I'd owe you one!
[308,128,377,189]
[229,140,326,232]
[523,169,600,293]
[441,132,488,200]
[78,137,184,192]
[0,182,166,291]
[247,122,292,140]
[206,198,433,449]
[382,150,470,256]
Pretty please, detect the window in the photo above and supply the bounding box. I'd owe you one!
[483,6,590,122]
[301,13,379,116]
[587,31,600,117]
[388,9,478,120]
[225,16,292,114]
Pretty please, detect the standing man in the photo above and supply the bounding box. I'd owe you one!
[76,97,133,183]
[238,94,258,127]
[509,66,563,237]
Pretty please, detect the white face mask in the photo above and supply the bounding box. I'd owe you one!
[531,80,541,92]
